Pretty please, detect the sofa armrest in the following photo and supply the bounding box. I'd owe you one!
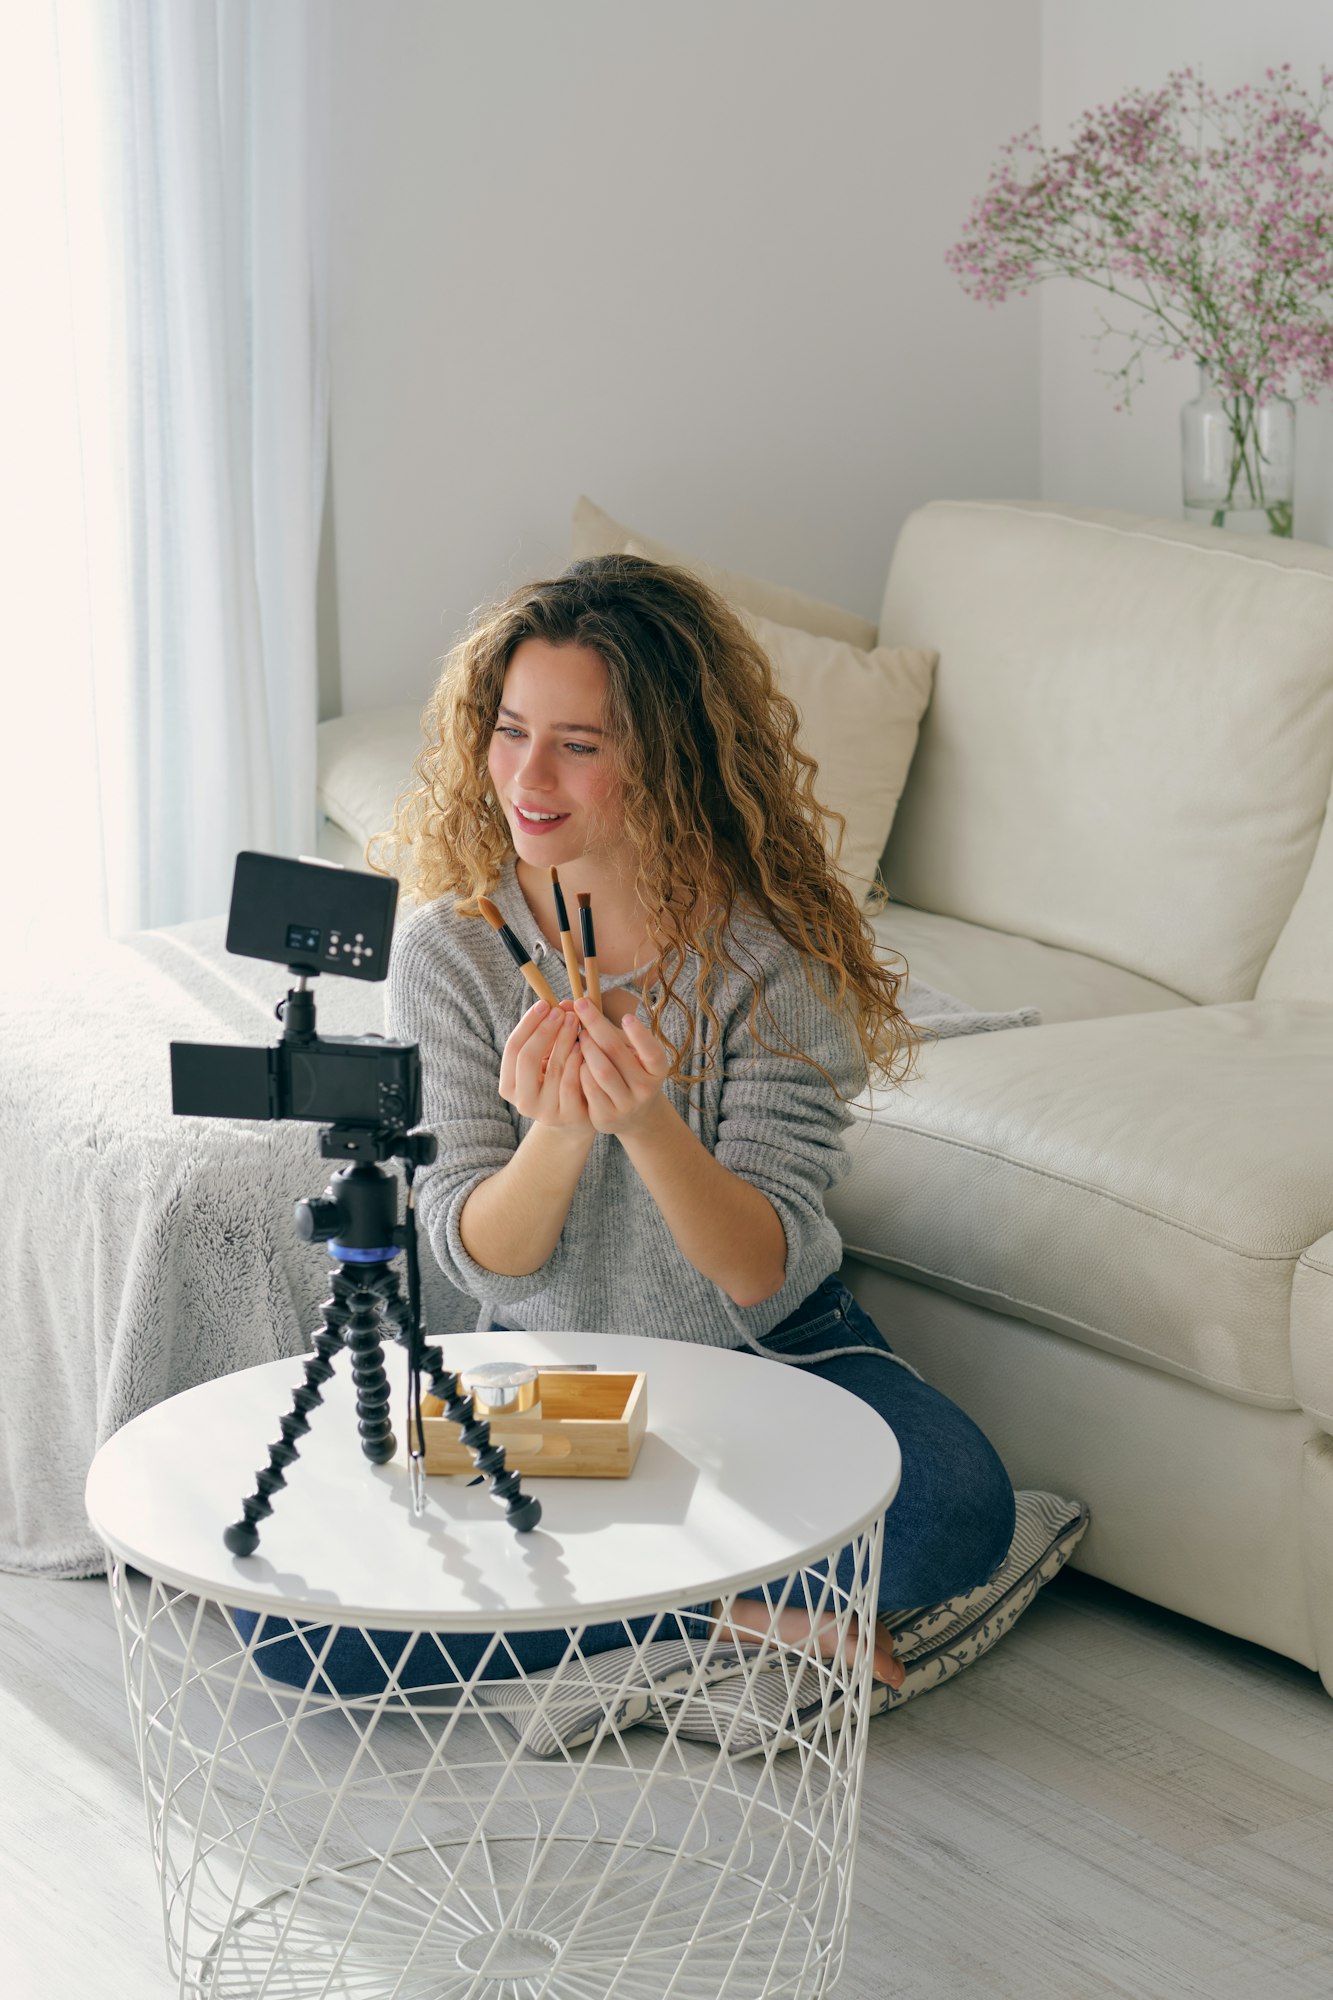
[1294,1231,1333,1431]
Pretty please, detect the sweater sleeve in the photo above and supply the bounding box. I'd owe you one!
[387,909,576,1305]
[711,938,866,1341]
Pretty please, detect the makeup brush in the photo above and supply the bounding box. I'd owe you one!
[548,866,584,1002]
[478,897,560,1006]
[576,891,603,1013]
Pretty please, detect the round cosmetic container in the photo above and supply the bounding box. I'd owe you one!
[462,1362,542,1422]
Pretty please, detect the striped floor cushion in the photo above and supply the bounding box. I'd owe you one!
[477,1490,1089,1757]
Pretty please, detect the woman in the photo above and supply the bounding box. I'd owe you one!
[240,553,1014,1693]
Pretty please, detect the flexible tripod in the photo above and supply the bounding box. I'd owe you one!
[223,1138,541,1555]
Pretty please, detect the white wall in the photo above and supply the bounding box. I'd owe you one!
[1040,2,1333,545]
[325,0,1040,715]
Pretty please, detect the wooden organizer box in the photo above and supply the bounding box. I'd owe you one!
[414,1371,647,1479]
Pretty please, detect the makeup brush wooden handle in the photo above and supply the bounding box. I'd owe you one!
[582,954,602,1011]
[559,932,584,1002]
[522,961,560,1007]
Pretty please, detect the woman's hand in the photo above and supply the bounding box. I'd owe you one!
[573,995,673,1137]
[498,1000,590,1131]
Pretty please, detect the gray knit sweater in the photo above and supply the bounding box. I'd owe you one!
[386,859,865,1346]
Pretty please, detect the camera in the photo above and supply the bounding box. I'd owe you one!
[170,852,422,1158]
[173,853,538,1544]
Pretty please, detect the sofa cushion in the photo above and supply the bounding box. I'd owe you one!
[317,705,422,856]
[877,501,1333,1006]
[621,542,936,896]
[572,494,878,649]
[875,903,1189,1026]
[828,1000,1333,1408]
[724,608,936,898]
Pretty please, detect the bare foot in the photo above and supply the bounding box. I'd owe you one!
[711,1598,905,1689]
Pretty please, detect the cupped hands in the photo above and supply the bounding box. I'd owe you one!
[497,995,672,1138]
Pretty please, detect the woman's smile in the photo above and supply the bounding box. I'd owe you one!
[511,803,572,835]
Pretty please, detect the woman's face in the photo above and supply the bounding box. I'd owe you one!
[487,639,626,865]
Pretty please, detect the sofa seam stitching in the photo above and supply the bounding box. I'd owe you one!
[842,1244,1297,1407]
[851,1114,1307,1263]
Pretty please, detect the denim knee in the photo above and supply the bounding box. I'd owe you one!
[229,1610,465,1696]
[958,1446,1018,1593]
[883,1425,1016,1613]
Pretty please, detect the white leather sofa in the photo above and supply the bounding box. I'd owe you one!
[318,498,1333,1693]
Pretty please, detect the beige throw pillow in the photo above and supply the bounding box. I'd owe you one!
[623,540,936,897]
[573,494,878,649]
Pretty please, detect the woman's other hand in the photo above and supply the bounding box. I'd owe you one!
[498,1001,590,1130]
[573,996,673,1137]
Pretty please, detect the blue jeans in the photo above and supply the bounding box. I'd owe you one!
[733,1275,1016,1621]
[232,1278,1015,1693]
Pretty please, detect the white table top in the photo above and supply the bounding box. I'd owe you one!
[84,1331,900,1630]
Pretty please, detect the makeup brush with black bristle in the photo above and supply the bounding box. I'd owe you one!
[549,866,583,1001]
[478,897,560,1006]
[576,892,603,1013]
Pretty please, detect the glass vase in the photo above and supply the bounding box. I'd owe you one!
[1181,366,1295,537]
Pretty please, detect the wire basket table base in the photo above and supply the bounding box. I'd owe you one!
[107,1525,883,2000]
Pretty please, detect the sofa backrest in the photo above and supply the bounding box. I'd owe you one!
[877,500,1333,1005]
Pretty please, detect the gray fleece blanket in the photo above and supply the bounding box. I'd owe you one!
[2,917,1036,1578]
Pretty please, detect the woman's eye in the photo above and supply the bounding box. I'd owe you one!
[493,725,594,755]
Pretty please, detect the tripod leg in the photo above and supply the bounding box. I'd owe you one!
[224,1262,400,1555]
[338,1267,397,1466]
[223,1323,342,1558]
[373,1268,542,1534]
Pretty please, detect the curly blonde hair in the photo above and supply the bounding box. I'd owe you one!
[370,553,918,1096]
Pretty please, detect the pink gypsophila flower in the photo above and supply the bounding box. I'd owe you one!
[946,64,1333,409]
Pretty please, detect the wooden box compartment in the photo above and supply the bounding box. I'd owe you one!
[412,1371,647,1479]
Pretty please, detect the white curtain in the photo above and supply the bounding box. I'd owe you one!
[3,0,328,950]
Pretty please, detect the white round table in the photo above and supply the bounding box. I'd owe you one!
[87,1329,899,2000]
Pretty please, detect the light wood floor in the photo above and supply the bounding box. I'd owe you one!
[3,1564,1333,1998]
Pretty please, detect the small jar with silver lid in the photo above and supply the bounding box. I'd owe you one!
[462,1362,542,1423]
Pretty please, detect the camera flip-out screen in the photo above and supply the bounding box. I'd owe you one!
[226,852,397,980]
